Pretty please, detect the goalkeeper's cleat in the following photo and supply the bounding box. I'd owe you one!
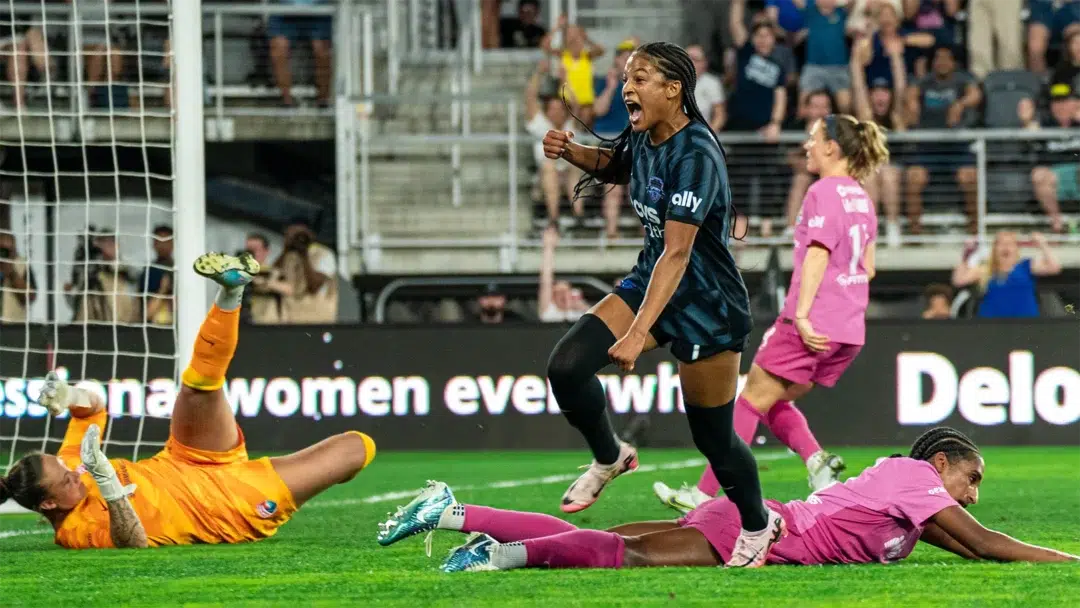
[38,370,70,416]
[560,441,638,514]
[192,252,259,288]
[806,450,846,493]
[441,533,500,573]
[652,481,713,515]
[377,480,456,548]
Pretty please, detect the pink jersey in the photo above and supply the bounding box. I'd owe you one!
[781,176,877,345]
[770,457,960,565]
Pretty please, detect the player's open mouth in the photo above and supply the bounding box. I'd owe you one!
[625,100,643,124]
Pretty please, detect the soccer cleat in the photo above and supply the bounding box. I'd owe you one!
[806,450,847,493]
[38,370,70,416]
[652,481,713,515]
[441,533,500,573]
[192,252,259,288]
[560,442,639,514]
[376,480,457,548]
[725,509,787,568]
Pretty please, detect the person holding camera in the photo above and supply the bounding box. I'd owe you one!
[240,232,294,325]
[65,228,137,324]
[0,230,37,323]
[271,220,337,324]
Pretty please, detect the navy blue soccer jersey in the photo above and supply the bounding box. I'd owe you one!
[618,121,752,351]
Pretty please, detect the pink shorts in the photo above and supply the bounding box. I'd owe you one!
[753,319,862,388]
[678,498,811,566]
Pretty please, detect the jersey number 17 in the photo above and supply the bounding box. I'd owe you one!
[847,224,870,276]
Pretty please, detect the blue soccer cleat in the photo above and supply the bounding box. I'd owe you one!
[441,533,500,573]
[377,480,457,548]
[192,252,259,289]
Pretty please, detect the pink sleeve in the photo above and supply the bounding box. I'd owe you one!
[803,185,841,252]
[889,460,960,527]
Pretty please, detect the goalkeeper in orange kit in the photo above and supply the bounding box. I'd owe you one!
[0,252,377,549]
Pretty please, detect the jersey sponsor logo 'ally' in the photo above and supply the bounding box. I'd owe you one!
[670,190,702,213]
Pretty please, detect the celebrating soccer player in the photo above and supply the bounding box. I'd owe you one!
[0,252,376,549]
[655,114,888,513]
[540,41,780,567]
[378,427,1078,571]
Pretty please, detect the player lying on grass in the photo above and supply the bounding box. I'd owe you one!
[0,252,376,549]
[377,427,1077,571]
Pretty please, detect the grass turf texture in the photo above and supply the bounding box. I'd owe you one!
[1,447,1077,608]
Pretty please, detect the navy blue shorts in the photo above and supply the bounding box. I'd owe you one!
[1029,0,1080,40]
[267,16,333,42]
[613,278,748,364]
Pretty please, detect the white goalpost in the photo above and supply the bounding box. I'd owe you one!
[0,0,205,515]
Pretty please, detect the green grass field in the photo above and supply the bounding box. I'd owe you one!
[1,447,1077,607]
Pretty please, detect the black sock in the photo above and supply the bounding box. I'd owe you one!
[547,314,621,465]
[685,400,768,531]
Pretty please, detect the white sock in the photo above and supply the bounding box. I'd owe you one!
[437,503,465,531]
[215,286,244,311]
[489,541,527,569]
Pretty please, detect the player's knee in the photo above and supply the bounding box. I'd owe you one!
[620,535,651,567]
[341,431,377,475]
[546,314,611,392]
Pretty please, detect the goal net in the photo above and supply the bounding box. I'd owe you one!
[0,0,204,514]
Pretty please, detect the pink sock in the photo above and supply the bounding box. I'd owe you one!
[461,505,577,542]
[697,396,764,496]
[765,400,822,462]
[523,530,625,569]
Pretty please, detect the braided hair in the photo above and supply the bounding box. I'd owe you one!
[566,41,745,238]
[902,427,981,463]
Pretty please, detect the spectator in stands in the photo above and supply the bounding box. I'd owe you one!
[592,38,636,238]
[904,0,962,78]
[66,229,137,324]
[903,45,980,234]
[1052,29,1080,94]
[272,219,337,323]
[921,283,954,319]
[70,0,128,109]
[140,225,173,326]
[846,0,906,37]
[765,0,806,47]
[687,44,727,131]
[542,14,605,126]
[726,18,788,138]
[783,89,833,230]
[537,226,589,323]
[0,230,36,322]
[856,1,934,90]
[1027,0,1080,75]
[0,16,50,109]
[966,0,1024,79]
[951,232,1062,318]
[474,282,523,323]
[794,0,853,113]
[481,0,502,49]
[525,59,583,230]
[500,0,546,48]
[851,27,912,246]
[242,232,291,325]
[727,1,800,93]
[1024,64,1080,233]
[268,0,332,108]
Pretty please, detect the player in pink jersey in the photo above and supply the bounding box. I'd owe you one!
[654,114,889,513]
[378,427,1078,571]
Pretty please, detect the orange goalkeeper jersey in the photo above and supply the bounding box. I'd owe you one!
[54,411,296,549]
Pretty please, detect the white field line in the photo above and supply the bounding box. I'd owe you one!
[309,451,795,509]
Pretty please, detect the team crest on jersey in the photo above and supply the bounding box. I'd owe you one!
[256,499,278,518]
[647,176,664,203]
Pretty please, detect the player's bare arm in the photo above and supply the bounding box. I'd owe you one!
[106,496,149,549]
[607,221,696,372]
[795,244,831,352]
[931,505,1078,562]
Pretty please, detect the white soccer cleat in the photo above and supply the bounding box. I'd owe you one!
[806,450,847,494]
[652,481,713,515]
[38,370,70,416]
[560,442,639,514]
[725,508,787,568]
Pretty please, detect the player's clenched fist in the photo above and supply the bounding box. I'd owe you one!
[543,130,574,160]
